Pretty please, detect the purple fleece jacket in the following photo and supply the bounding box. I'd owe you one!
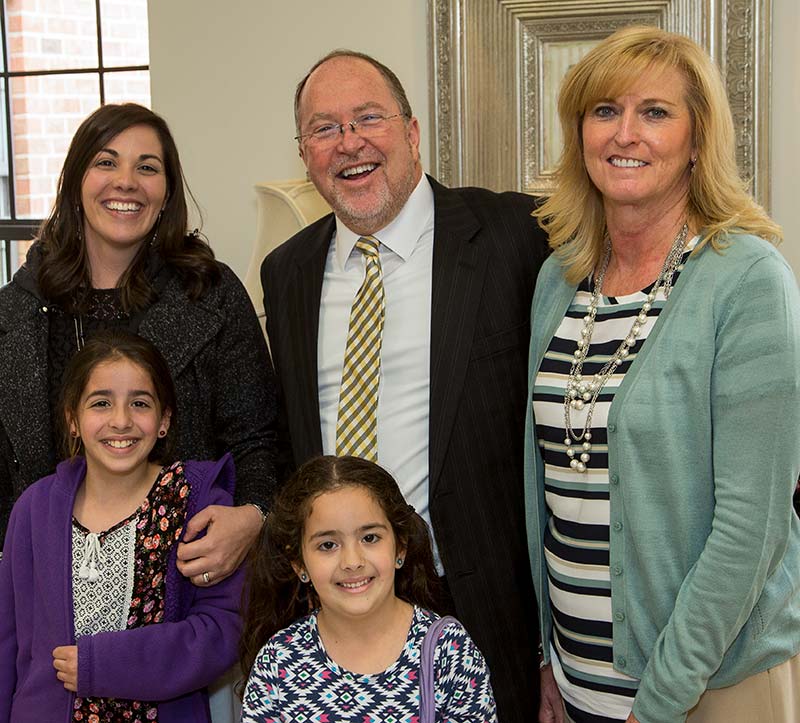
[0,454,244,723]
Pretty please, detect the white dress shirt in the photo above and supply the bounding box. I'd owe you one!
[318,175,442,568]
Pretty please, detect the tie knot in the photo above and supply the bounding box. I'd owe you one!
[355,235,380,258]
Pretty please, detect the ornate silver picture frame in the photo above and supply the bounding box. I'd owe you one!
[429,0,772,208]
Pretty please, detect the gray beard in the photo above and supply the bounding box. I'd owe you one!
[329,161,420,236]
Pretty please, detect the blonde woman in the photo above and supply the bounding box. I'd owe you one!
[525,26,800,723]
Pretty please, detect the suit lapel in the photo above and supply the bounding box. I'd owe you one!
[287,216,335,458]
[289,188,488,484]
[428,178,486,494]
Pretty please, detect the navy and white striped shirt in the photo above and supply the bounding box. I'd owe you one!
[532,242,695,722]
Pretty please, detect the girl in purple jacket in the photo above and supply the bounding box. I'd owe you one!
[0,330,243,723]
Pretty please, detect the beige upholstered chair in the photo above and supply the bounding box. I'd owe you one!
[243,179,330,321]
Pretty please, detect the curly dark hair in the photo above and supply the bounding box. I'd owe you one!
[239,455,442,681]
[36,103,219,312]
[59,329,177,463]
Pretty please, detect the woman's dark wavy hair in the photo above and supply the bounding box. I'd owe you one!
[36,103,219,312]
[239,455,442,681]
[59,329,177,463]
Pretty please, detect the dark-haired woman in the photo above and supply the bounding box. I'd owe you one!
[0,103,276,588]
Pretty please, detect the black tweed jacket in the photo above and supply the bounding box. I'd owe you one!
[0,246,278,544]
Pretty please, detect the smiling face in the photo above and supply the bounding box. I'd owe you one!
[80,123,168,270]
[581,64,695,217]
[69,358,170,482]
[295,484,405,623]
[296,56,422,236]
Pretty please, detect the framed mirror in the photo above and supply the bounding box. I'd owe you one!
[429,0,772,208]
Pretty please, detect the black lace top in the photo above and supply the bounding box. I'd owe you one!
[47,289,131,450]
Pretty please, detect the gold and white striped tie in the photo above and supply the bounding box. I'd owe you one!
[335,235,385,461]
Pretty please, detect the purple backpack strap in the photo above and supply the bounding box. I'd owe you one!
[419,615,458,723]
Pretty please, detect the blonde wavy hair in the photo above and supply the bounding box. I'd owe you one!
[535,25,781,284]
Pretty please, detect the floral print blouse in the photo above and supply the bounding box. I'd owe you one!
[71,461,190,722]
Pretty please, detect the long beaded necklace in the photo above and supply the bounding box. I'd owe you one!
[563,223,689,473]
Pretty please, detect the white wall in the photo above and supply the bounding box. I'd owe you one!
[149,0,799,279]
[771,0,800,275]
[148,0,428,277]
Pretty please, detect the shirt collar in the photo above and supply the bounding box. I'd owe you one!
[333,174,434,270]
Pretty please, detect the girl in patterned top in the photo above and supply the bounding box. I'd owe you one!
[0,330,243,723]
[240,455,497,722]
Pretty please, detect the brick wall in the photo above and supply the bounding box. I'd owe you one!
[6,0,150,222]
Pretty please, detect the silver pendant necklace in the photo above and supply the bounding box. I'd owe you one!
[563,223,689,473]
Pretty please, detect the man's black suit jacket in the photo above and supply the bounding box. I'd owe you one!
[261,176,549,723]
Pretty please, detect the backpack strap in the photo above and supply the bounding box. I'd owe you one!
[419,615,458,723]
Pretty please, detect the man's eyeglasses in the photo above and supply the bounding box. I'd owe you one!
[295,113,407,147]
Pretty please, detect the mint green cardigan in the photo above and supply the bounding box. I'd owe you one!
[524,233,800,723]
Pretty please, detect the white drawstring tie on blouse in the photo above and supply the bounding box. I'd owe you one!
[78,532,102,583]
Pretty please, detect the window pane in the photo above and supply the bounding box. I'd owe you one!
[104,70,150,106]
[7,0,99,72]
[1,240,12,284]
[11,74,100,219]
[0,239,36,285]
[0,81,11,218]
[100,0,150,67]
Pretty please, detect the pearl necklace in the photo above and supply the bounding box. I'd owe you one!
[563,223,689,473]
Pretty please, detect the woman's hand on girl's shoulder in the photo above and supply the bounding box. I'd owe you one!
[52,645,78,692]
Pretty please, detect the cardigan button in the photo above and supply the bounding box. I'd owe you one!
[612,565,623,576]
[614,611,625,622]
[617,656,627,668]
[613,521,623,532]
[608,423,616,433]
[610,474,619,485]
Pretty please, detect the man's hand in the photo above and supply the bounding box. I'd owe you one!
[539,663,565,723]
[177,504,263,587]
[626,714,641,723]
[53,645,78,691]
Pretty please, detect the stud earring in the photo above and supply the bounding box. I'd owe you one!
[158,430,167,438]
[300,571,309,583]
[396,557,405,568]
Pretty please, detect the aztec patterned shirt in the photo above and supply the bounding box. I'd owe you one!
[241,605,497,722]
